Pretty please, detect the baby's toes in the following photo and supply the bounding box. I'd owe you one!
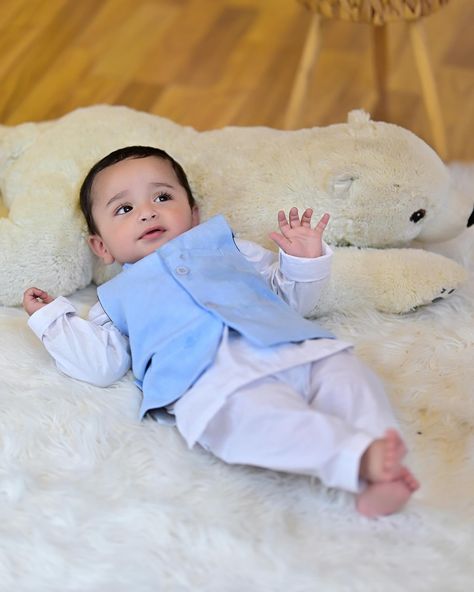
[400,467,420,492]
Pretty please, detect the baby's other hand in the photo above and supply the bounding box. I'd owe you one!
[269,208,330,258]
[23,287,54,316]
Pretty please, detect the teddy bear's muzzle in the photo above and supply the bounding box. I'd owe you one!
[467,207,474,228]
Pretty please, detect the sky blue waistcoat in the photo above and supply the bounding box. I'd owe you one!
[97,215,334,417]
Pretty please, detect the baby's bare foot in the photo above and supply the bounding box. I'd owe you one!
[399,467,420,493]
[359,429,407,483]
[356,467,420,518]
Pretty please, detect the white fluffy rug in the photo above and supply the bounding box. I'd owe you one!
[1,166,474,592]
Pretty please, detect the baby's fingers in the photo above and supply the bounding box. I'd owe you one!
[24,287,53,304]
[314,212,330,234]
[269,231,291,252]
[288,207,301,228]
[301,208,313,227]
[278,207,304,233]
[277,210,291,233]
[26,287,46,299]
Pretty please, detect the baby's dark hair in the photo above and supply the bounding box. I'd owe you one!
[79,145,196,235]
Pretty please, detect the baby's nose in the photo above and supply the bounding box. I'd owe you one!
[140,210,157,222]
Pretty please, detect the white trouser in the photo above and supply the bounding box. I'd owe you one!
[197,351,397,493]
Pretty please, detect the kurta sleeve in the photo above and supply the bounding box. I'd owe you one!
[234,238,332,317]
[28,296,131,387]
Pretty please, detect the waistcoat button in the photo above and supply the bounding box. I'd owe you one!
[175,265,190,276]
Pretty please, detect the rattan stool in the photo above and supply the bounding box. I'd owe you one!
[284,0,450,158]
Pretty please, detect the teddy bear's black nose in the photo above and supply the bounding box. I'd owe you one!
[468,207,474,228]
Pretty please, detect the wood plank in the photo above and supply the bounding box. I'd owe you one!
[0,0,471,159]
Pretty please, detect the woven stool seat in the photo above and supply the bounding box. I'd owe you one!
[298,0,450,25]
[285,0,450,158]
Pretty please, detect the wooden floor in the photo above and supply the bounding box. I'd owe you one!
[0,0,472,160]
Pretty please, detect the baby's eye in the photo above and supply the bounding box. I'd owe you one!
[115,204,133,215]
[154,192,173,203]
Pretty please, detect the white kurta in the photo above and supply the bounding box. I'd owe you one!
[28,239,397,492]
[28,239,350,430]
[28,239,342,368]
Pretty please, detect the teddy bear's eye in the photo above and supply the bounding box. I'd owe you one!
[410,209,426,223]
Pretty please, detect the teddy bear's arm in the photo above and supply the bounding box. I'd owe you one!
[311,247,468,315]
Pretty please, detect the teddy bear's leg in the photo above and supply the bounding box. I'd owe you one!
[312,248,468,315]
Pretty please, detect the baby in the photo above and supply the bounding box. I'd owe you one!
[24,145,419,517]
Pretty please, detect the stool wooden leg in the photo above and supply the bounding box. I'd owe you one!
[372,25,388,118]
[408,20,448,159]
[283,14,321,129]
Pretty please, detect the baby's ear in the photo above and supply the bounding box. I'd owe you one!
[87,235,115,265]
[191,205,200,227]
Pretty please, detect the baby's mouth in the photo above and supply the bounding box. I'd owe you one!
[139,226,165,240]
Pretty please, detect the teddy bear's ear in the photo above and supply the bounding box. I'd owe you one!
[347,110,371,126]
[346,110,378,137]
[329,173,357,197]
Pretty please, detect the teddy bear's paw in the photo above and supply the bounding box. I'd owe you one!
[407,285,458,312]
[368,249,467,313]
[430,287,457,305]
[314,247,468,315]
[397,251,468,312]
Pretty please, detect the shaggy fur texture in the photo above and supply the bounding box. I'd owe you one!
[0,169,473,591]
[0,106,471,313]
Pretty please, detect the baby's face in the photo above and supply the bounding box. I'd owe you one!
[88,156,199,265]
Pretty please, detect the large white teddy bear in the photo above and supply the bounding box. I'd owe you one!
[0,105,472,314]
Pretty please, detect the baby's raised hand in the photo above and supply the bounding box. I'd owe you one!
[23,287,54,316]
[269,207,330,258]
